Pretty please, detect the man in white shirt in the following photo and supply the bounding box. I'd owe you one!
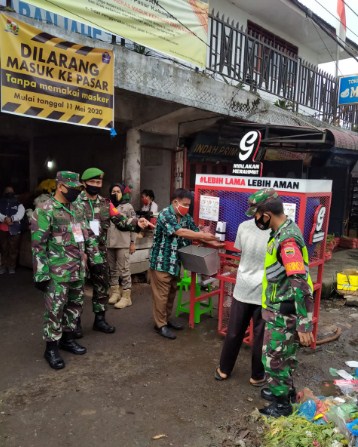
[215,219,270,384]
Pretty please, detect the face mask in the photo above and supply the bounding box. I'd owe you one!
[62,188,81,203]
[141,198,149,206]
[255,214,271,231]
[111,192,122,206]
[4,192,14,198]
[85,184,101,196]
[175,201,190,217]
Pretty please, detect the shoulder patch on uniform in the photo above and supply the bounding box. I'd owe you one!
[280,239,305,276]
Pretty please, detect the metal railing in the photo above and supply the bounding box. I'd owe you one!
[208,11,358,131]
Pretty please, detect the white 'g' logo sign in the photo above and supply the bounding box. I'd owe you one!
[239,131,261,161]
[309,205,326,244]
[316,206,326,232]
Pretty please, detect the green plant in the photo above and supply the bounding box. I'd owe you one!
[274,99,294,111]
[263,414,348,447]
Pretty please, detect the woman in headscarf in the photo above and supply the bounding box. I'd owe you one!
[107,183,137,309]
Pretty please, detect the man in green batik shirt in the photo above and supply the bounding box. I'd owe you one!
[149,188,221,340]
[31,171,103,370]
[245,188,314,418]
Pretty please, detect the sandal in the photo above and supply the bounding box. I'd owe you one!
[249,376,267,387]
[215,367,229,381]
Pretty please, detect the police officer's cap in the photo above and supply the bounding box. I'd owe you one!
[245,188,279,217]
[81,168,104,181]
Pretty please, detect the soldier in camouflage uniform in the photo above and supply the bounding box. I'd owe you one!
[245,188,314,417]
[31,171,103,370]
[76,167,115,336]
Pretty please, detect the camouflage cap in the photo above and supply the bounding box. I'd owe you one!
[56,171,82,188]
[245,188,279,217]
[81,167,104,181]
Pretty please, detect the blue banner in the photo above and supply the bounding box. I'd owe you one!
[338,75,358,106]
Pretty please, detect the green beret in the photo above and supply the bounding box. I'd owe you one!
[81,167,104,181]
[246,188,279,217]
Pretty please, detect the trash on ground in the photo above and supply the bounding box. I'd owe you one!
[262,360,358,447]
[152,434,167,440]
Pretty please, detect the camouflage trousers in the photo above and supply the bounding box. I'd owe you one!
[262,310,299,397]
[43,279,84,341]
[88,259,109,314]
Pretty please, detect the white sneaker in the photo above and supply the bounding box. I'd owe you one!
[0,267,6,275]
[8,268,15,274]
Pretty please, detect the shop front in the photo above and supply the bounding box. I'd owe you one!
[179,119,358,236]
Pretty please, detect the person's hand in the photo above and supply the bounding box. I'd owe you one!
[129,242,136,254]
[138,218,155,230]
[5,216,12,225]
[34,280,50,292]
[199,232,219,243]
[298,331,314,346]
[207,240,225,249]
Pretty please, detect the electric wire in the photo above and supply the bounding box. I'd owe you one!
[155,1,210,48]
[311,20,343,75]
[303,5,358,64]
[342,0,358,21]
[311,0,358,44]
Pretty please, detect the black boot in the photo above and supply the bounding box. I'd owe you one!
[93,312,116,334]
[44,341,65,370]
[73,317,83,339]
[59,332,87,355]
[261,387,296,403]
[259,395,293,417]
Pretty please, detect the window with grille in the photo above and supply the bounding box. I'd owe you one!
[247,21,298,56]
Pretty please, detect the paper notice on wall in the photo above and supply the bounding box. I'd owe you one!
[283,203,297,222]
[199,196,220,221]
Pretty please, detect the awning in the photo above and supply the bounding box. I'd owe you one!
[325,128,358,152]
[183,118,358,155]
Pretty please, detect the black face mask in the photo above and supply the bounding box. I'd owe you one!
[110,193,121,207]
[255,214,271,231]
[4,192,15,199]
[62,188,81,203]
[85,184,101,196]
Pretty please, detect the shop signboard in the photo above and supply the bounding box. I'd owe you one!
[189,130,264,176]
[0,14,114,129]
[195,175,332,193]
[231,130,263,176]
[338,74,358,106]
[189,133,242,162]
[0,0,110,41]
[25,0,209,67]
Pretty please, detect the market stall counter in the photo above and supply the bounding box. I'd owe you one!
[184,174,333,349]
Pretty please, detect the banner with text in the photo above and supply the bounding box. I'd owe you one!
[0,13,114,129]
[26,0,208,67]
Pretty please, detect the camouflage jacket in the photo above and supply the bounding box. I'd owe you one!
[263,219,314,333]
[77,191,110,253]
[31,196,103,283]
[109,201,140,233]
